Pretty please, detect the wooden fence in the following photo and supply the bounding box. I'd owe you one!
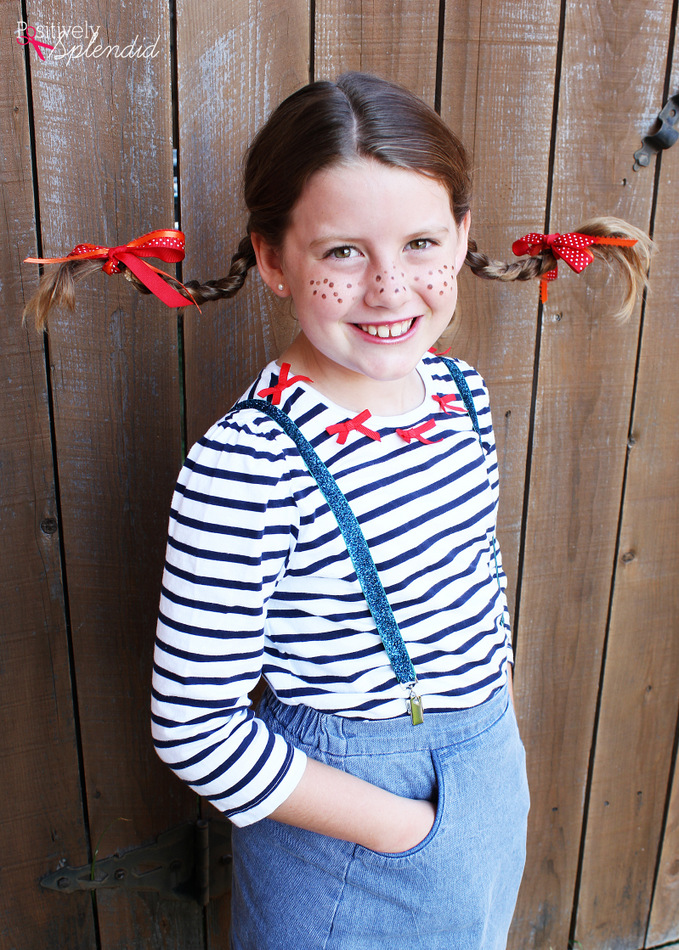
[2,1,678,948]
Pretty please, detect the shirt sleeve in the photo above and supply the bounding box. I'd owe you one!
[457,360,513,664]
[151,410,307,827]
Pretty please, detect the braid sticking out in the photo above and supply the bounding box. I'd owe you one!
[24,73,654,330]
[466,216,654,321]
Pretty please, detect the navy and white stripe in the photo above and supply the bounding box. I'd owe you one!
[152,354,512,825]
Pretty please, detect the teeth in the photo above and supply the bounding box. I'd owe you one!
[359,319,413,338]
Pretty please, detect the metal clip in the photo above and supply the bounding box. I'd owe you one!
[406,683,424,725]
[634,93,679,170]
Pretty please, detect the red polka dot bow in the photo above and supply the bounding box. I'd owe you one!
[512,231,637,304]
[25,229,198,309]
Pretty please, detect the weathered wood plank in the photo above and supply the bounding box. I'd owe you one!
[179,0,310,450]
[176,1,311,940]
[26,0,201,946]
[0,6,96,948]
[513,2,672,948]
[576,17,679,946]
[439,0,561,629]
[314,0,440,100]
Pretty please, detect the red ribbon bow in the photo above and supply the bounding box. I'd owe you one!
[24,229,198,309]
[257,363,313,405]
[512,231,637,303]
[396,420,439,445]
[432,393,467,415]
[326,409,381,445]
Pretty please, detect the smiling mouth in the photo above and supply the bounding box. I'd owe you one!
[357,318,416,339]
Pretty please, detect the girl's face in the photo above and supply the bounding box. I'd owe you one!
[253,160,470,412]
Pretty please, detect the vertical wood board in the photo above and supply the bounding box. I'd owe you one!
[0,6,96,948]
[314,0,440,100]
[179,0,310,449]
[439,0,561,631]
[512,1,671,947]
[25,1,200,946]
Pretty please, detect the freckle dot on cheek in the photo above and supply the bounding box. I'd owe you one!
[323,279,328,284]
[337,299,343,303]
[309,280,314,285]
[427,284,433,290]
[322,293,326,299]
[313,290,317,295]
[347,283,352,288]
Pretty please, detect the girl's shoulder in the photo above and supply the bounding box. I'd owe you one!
[423,351,489,399]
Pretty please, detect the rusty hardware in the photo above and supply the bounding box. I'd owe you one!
[634,93,679,170]
[41,820,232,906]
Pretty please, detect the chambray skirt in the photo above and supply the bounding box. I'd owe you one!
[230,685,529,950]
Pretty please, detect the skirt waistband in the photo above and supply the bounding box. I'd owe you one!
[258,684,510,757]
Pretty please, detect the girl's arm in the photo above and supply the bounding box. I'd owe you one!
[269,755,436,853]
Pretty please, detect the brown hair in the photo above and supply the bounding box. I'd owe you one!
[25,72,653,328]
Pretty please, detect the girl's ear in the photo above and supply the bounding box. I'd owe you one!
[251,233,290,297]
[454,211,471,274]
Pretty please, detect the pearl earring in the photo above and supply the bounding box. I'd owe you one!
[277,283,285,292]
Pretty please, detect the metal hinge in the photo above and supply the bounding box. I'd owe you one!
[41,819,232,906]
[634,93,679,170]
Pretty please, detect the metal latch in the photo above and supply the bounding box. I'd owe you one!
[634,93,679,170]
[41,819,232,906]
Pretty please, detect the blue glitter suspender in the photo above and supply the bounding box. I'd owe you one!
[233,358,480,725]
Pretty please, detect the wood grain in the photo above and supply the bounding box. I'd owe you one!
[26,0,201,946]
[314,0,439,99]
[0,5,96,947]
[513,2,673,948]
[575,12,679,945]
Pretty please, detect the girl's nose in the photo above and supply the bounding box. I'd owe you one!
[363,266,411,309]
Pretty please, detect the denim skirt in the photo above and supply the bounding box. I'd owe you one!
[230,685,529,950]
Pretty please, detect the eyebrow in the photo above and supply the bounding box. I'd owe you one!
[309,226,451,248]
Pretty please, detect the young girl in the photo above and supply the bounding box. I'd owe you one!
[27,73,652,950]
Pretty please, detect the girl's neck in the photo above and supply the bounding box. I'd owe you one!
[278,335,426,417]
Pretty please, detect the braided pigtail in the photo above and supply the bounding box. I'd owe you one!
[465,216,655,320]
[24,233,257,331]
[182,235,257,305]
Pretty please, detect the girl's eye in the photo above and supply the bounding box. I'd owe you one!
[324,246,360,260]
[406,238,435,251]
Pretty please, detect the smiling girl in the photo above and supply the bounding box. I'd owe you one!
[26,72,652,950]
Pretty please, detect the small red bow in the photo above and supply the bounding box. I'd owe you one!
[326,409,381,445]
[257,363,313,405]
[433,393,467,415]
[512,231,637,303]
[396,420,439,444]
[24,229,198,309]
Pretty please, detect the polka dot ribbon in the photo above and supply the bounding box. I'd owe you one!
[512,231,637,304]
[24,229,198,309]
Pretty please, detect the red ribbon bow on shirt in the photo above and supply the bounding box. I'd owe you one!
[257,363,313,405]
[326,409,381,445]
[396,420,439,445]
[24,229,198,309]
[512,231,637,304]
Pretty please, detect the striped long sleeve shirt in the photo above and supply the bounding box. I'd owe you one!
[151,354,512,826]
